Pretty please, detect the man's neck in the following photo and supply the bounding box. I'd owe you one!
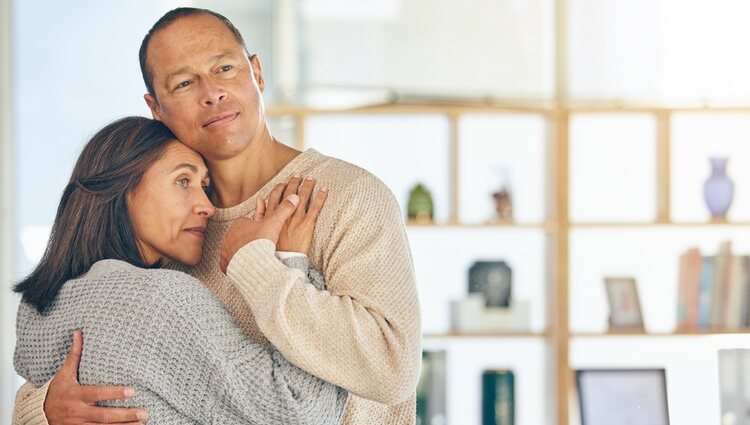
[208,130,301,208]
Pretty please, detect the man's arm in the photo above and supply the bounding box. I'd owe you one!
[225,174,422,405]
[13,381,49,425]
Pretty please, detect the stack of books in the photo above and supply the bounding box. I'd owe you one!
[677,241,750,329]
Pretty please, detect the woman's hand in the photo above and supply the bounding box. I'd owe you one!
[267,176,328,254]
[219,191,300,274]
[218,176,328,274]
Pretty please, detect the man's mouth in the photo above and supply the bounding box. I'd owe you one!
[203,112,239,128]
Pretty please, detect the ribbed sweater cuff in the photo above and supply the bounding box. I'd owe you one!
[13,381,50,425]
[226,239,298,310]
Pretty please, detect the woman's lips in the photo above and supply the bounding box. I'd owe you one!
[184,228,206,239]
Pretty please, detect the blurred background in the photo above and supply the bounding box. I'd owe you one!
[4,1,750,424]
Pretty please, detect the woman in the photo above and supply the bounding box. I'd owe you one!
[13,117,346,424]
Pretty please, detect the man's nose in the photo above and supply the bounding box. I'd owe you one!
[200,78,227,106]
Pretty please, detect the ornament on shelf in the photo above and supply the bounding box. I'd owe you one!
[407,182,434,224]
[704,156,734,221]
[469,261,512,308]
[491,167,513,223]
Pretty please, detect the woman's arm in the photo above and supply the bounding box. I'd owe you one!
[130,274,345,424]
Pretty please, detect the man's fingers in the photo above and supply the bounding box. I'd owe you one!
[306,188,329,222]
[295,177,316,217]
[282,176,302,200]
[81,405,148,423]
[80,385,136,404]
[59,329,83,381]
[267,183,286,213]
[253,197,266,221]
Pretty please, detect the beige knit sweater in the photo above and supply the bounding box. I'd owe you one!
[13,149,422,425]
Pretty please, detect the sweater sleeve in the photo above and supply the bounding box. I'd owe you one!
[12,381,49,425]
[133,276,345,425]
[226,174,422,405]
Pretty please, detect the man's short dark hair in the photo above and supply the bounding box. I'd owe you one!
[139,7,249,98]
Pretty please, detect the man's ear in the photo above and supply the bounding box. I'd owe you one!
[249,54,265,92]
[144,93,162,120]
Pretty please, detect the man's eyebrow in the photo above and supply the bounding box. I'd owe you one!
[164,53,236,84]
[165,66,192,83]
[209,53,230,63]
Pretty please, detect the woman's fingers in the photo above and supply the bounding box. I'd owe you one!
[282,175,302,201]
[295,177,316,218]
[266,183,286,214]
[306,187,329,223]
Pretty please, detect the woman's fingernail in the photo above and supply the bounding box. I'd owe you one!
[321,187,328,192]
[293,174,301,179]
[124,388,135,398]
[306,175,314,181]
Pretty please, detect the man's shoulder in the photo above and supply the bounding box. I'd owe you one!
[300,150,392,197]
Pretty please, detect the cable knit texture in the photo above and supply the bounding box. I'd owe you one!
[14,259,346,424]
[14,149,421,425]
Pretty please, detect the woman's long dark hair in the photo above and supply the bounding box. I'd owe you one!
[14,117,178,312]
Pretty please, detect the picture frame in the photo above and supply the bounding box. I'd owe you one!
[576,369,670,425]
[604,277,644,329]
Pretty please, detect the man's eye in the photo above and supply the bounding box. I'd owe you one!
[176,178,189,188]
[175,80,191,90]
[219,65,233,72]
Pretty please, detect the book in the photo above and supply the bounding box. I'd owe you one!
[718,349,750,425]
[725,255,749,328]
[482,370,514,425]
[676,248,702,329]
[416,350,446,425]
[711,241,732,328]
[698,256,715,328]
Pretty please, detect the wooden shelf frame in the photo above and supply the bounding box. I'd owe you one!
[423,331,550,340]
[266,101,750,425]
[573,329,750,338]
[266,102,750,425]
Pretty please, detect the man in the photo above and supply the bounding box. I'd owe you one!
[13,7,421,425]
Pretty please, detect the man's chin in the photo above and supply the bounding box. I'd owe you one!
[199,140,251,161]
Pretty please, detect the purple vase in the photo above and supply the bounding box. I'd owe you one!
[703,157,734,219]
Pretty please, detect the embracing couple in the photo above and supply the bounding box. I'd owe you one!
[12,7,421,425]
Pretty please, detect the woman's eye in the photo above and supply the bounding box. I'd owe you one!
[176,178,189,188]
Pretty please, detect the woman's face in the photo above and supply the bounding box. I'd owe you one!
[128,141,214,266]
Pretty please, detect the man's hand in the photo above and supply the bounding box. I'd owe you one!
[44,330,148,425]
[219,191,301,273]
[270,176,328,254]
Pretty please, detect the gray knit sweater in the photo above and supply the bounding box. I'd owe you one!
[14,258,346,424]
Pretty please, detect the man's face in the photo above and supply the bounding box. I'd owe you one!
[144,14,266,162]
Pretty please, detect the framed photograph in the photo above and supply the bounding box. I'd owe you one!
[604,277,644,329]
[576,369,670,425]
